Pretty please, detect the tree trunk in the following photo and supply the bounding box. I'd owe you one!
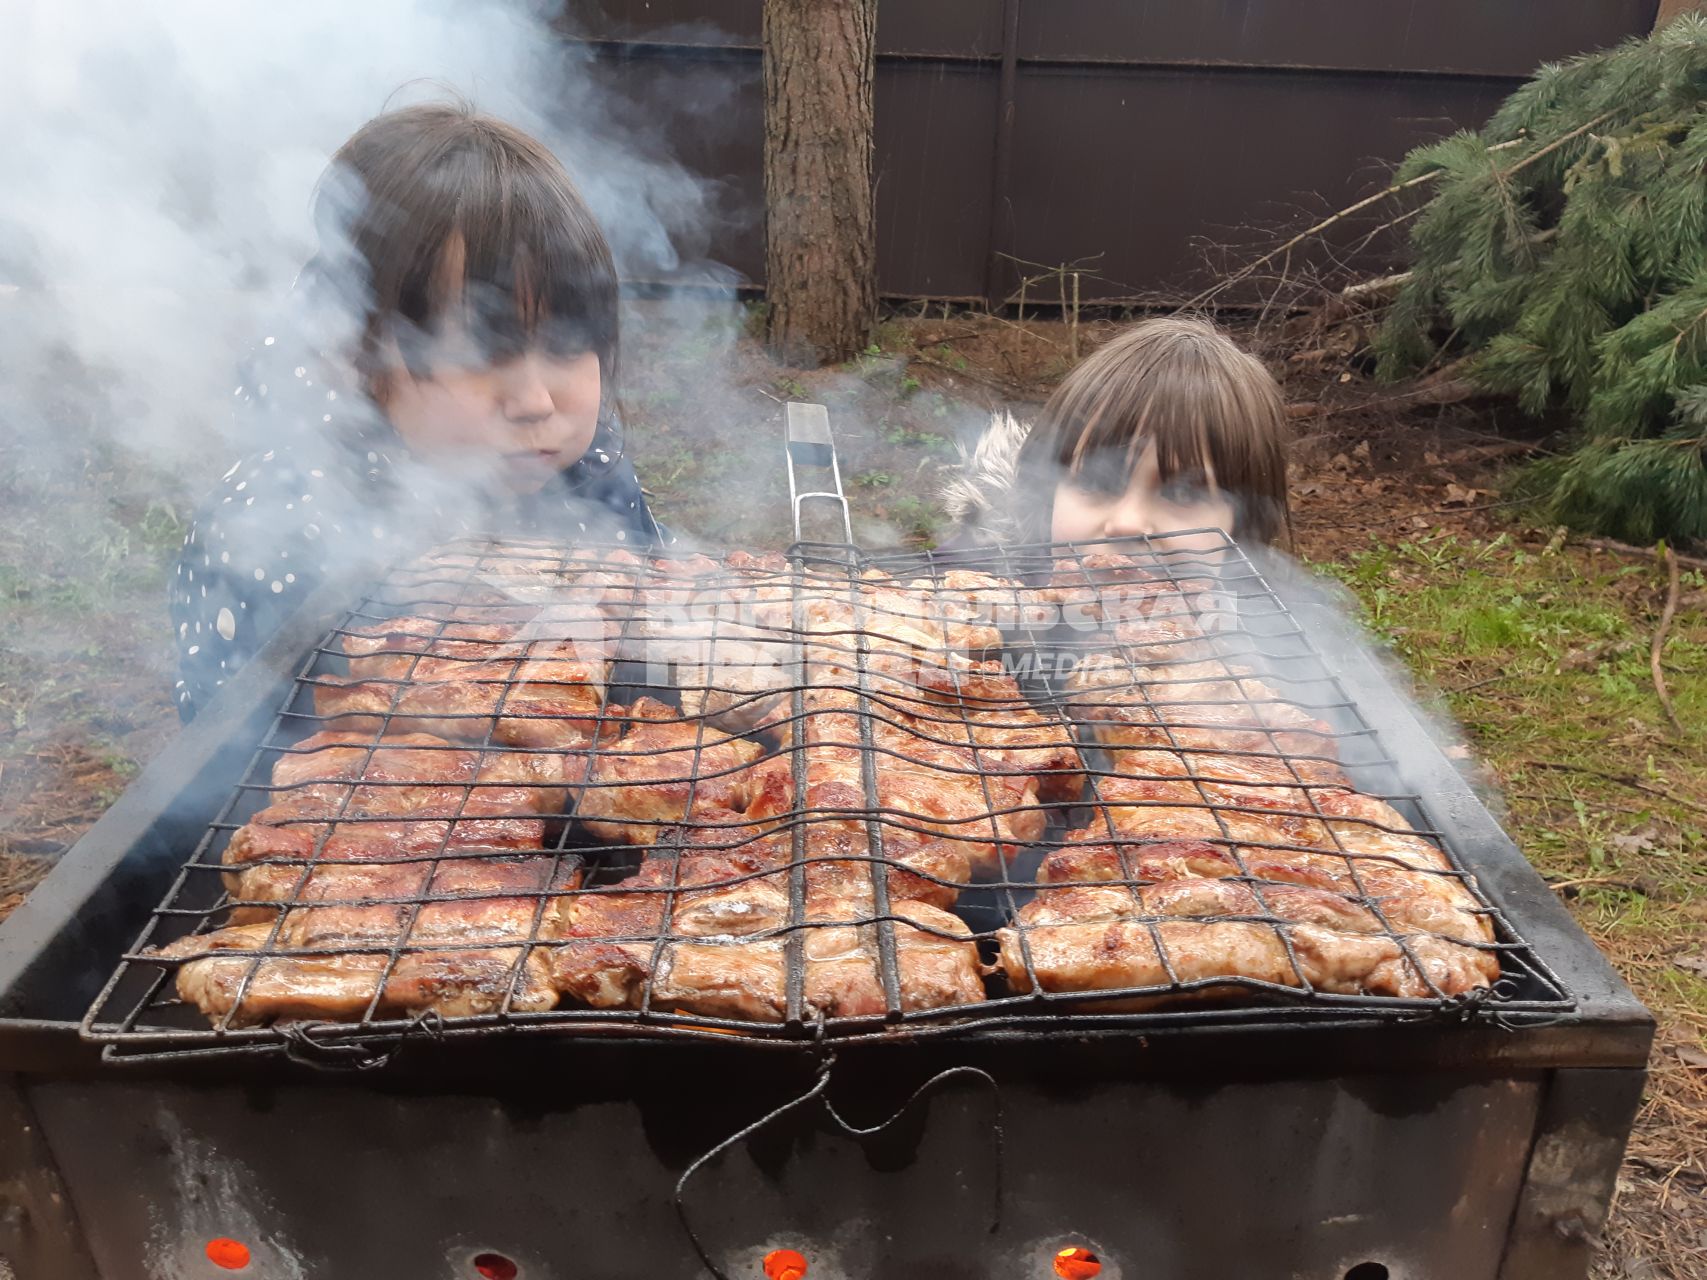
[1656,0,1707,28]
[762,0,878,368]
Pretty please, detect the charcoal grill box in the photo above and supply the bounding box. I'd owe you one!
[0,563,1653,1280]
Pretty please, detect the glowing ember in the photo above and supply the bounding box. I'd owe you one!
[1054,1246,1102,1279]
[763,1248,809,1280]
[205,1238,251,1270]
[472,1253,519,1280]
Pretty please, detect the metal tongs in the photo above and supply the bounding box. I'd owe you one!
[783,401,853,545]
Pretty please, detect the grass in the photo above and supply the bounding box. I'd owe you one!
[1316,533,1707,1033]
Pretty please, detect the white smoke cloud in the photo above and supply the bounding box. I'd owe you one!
[0,0,738,477]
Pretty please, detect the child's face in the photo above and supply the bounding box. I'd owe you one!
[1050,439,1236,555]
[378,339,603,494]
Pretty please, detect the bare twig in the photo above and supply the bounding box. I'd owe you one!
[1176,125,1597,314]
[986,311,1063,348]
[1070,270,1081,362]
[1546,876,1650,895]
[1653,545,1686,735]
[912,353,1033,396]
[1582,537,1707,572]
[1434,440,1548,465]
[1341,272,1412,302]
[1449,672,1519,694]
[1521,759,1707,815]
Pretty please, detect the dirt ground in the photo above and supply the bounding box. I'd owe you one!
[0,301,1702,1275]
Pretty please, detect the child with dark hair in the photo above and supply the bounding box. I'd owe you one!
[941,316,1290,556]
[170,102,668,720]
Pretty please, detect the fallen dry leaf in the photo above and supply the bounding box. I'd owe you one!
[1676,1044,1707,1070]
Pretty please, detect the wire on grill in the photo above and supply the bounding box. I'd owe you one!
[81,533,1575,1061]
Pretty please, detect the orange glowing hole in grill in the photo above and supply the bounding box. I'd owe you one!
[472,1254,519,1280]
[763,1248,809,1280]
[1054,1246,1102,1279]
[205,1238,251,1270]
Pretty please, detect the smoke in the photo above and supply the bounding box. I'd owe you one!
[0,0,741,482]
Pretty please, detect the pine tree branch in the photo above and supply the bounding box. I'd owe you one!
[1652,544,1686,735]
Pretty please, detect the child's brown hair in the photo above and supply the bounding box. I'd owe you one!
[310,101,619,399]
[1012,315,1290,546]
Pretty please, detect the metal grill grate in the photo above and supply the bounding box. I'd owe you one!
[81,533,1574,1062]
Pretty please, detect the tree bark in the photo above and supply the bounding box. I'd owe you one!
[762,0,878,368]
[1656,0,1707,29]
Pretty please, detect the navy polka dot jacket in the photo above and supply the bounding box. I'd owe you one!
[169,329,669,722]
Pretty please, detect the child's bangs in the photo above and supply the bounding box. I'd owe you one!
[386,145,617,373]
[409,219,614,368]
[1058,346,1262,490]
[1056,360,1212,494]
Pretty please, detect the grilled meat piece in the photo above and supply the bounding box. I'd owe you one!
[553,886,984,1022]
[1000,916,1493,1005]
[157,854,579,1025]
[315,627,610,751]
[659,825,971,909]
[798,684,1082,803]
[1076,765,1493,945]
[573,698,780,844]
[644,557,1017,732]
[738,745,1041,878]
[1068,654,1338,760]
[1037,841,1489,944]
[1000,849,1497,1002]
[759,688,1050,872]
[1092,745,1350,797]
[229,732,569,863]
[339,613,614,680]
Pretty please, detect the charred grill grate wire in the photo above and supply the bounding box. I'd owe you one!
[82,533,1574,1061]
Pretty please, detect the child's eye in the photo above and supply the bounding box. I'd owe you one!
[1069,451,1129,497]
[537,319,595,360]
[1158,474,1210,505]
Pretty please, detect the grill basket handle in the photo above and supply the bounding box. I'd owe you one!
[784,401,852,544]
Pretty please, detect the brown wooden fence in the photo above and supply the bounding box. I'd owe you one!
[566,1,1658,306]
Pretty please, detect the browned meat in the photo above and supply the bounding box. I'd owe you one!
[1039,555,1220,628]
[1036,841,1489,944]
[636,825,969,910]
[789,683,1083,804]
[1000,916,1472,1006]
[229,732,569,863]
[573,698,778,844]
[1000,853,1497,1003]
[314,638,610,751]
[642,558,1018,733]
[738,745,1041,879]
[1094,745,1350,797]
[553,887,984,1023]
[155,854,580,1025]
[1068,654,1337,760]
